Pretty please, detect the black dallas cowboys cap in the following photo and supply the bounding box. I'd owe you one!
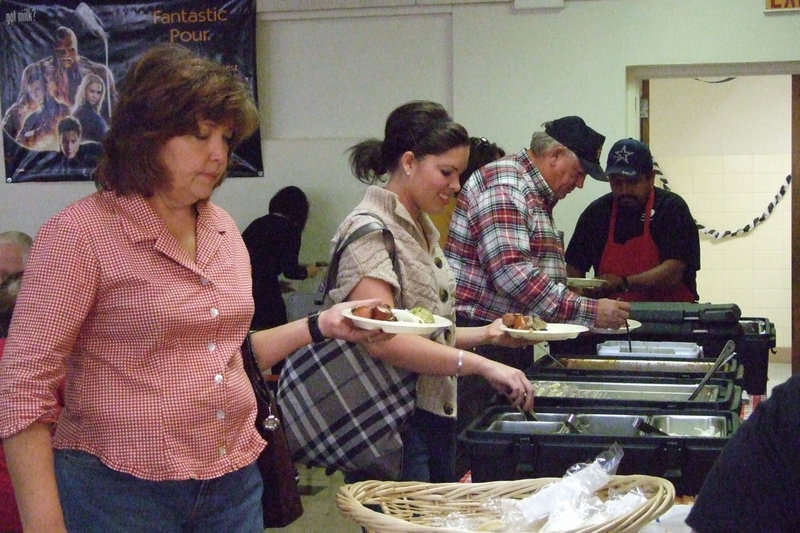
[545,116,608,182]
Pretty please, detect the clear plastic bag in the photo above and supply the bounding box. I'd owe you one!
[438,443,657,532]
[517,443,624,525]
[437,444,654,532]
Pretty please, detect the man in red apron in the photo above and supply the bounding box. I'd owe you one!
[565,138,699,302]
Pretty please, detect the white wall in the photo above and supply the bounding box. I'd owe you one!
[1,0,798,303]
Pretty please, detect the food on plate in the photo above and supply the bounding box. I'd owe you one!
[351,305,438,325]
[408,306,435,324]
[372,305,395,321]
[502,312,547,331]
[350,304,397,321]
[350,305,372,319]
[392,308,429,324]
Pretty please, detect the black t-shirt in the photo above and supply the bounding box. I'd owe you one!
[565,187,700,298]
[686,375,800,532]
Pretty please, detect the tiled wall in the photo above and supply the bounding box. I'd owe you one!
[656,153,791,352]
[650,75,791,355]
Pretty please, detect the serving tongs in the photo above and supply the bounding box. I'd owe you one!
[563,413,582,434]
[687,339,737,401]
[633,418,670,436]
[624,319,632,353]
[543,352,566,368]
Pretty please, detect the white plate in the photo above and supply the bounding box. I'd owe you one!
[590,319,643,334]
[500,323,589,341]
[342,307,452,336]
[566,277,607,289]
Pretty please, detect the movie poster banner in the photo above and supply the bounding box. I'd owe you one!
[0,0,262,183]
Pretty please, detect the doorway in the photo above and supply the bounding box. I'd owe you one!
[627,62,800,374]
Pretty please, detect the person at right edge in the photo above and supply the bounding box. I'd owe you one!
[565,138,699,301]
[685,372,800,532]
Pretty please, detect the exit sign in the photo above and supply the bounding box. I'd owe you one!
[765,0,800,10]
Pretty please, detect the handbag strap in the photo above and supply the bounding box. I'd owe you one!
[314,213,398,306]
[242,332,279,430]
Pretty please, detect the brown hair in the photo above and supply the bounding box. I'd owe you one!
[95,43,259,196]
[347,100,469,185]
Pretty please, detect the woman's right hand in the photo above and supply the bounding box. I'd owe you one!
[481,360,534,411]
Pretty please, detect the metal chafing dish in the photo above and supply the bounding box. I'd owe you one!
[529,375,742,412]
[487,411,727,438]
[528,378,740,412]
[596,340,703,359]
[533,379,719,401]
[532,356,742,379]
[460,406,739,496]
[548,305,775,394]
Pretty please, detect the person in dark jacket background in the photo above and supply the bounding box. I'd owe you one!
[242,186,322,341]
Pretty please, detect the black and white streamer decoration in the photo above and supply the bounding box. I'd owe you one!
[654,161,792,239]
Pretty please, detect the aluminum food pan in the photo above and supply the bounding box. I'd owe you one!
[486,420,568,435]
[596,340,703,359]
[484,412,728,438]
[649,414,727,437]
[529,356,744,384]
[531,379,720,402]
[559,358,735,374]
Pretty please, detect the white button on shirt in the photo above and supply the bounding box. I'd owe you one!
[210,308,219,318]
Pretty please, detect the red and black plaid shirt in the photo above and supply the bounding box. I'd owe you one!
[445,148,597,325]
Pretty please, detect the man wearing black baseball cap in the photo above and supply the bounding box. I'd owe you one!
[445,117,631,446]
[445,116,630,358]
[445,116,629,334]
[566,138,699,302]
[544,115,608,184]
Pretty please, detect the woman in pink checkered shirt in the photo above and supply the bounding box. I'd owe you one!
[0,43,384,533]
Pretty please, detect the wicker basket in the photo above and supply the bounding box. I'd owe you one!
[337,475,675,533]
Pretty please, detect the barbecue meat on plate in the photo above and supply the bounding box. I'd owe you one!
[351,304,396,321]
[502,312,547,330]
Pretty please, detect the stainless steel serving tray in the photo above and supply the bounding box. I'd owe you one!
[532,379,720,401]
[528,377,740,411]
[559,358,736,374]
[529,356,743,382]
[486,411,728,438]
[461,405,739,495]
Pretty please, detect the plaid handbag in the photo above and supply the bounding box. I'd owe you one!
[276,216,416,480]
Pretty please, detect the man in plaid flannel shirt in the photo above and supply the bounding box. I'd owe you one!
[445,117,631,443]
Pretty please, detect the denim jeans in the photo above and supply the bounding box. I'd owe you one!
[454,314,534,477]
[401,409,457,483]
[54,449,263,533]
